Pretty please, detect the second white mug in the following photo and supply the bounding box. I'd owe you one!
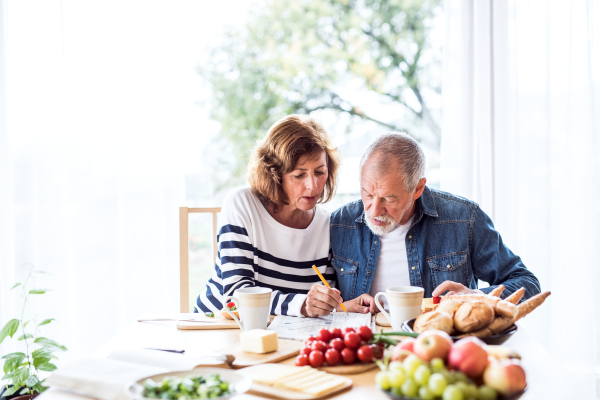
[375,286,424,331]
[223,287,272,331]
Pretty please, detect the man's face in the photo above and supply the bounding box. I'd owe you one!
[360,157,420,236]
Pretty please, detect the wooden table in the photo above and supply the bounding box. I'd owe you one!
[38,316,586,400]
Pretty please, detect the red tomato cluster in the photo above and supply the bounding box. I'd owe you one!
[294,326,383,368]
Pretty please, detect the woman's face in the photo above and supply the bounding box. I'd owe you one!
[281,151,328,212]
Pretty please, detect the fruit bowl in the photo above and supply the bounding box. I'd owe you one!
[377,384,527,400]
[402,319,518,345]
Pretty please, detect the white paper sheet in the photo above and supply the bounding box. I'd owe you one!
[267,312,372,341]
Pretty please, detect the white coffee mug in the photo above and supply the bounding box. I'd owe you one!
[223,287,272,331]
[375,286,424,331]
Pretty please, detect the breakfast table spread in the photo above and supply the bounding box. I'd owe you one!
[35,310,586,400]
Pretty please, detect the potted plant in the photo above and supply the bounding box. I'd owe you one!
[0,267,67,400]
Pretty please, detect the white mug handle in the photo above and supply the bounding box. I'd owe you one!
[223,295,243,330]
[375,292,392,326]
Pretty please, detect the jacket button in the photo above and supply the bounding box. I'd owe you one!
[354,261,359,265]
[447,264,451,269]
[367,271,371,275]
[341,268,344,272]
[408,235,412,239]
[411,266,416,270]
[374,241,378,245]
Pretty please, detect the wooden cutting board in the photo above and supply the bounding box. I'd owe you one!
[238,364,353,400]
[218,338,303,368]
[319,362,378,374]
[177,316,239,330]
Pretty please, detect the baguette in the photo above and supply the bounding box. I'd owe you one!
[505,287,526,304]
[515,291,551,321]
[457,315,515,338]
[489,285,505,298]
[444,294,518,319]
[436,300,461,317]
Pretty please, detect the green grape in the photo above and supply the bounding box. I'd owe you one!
[430,357,445,371]
[428,373,448,397]
[389,361,404,373]
[477,385,498,400]
[454,381,468,393]
[414,365,432,386]
[389,370,405,389]
[401,377,418,398]
[454,372,469,383]
[443,385,465,400]
[402,354,423,377]
[464,384,478,399]
[390,387,402,396]
[418,386,436,400]
[375,371,392,391]
[445,370,458,384]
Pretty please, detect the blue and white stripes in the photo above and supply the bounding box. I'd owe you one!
[196,187,334,317]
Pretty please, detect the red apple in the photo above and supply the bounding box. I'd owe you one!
[413,330,453,362]
[397,337,416,353]
[391,348,413,362]
[448,337,489,378]
[483,359,527,396]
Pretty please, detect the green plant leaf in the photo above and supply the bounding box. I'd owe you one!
[28,290,47,295]
[34,337,67,351]
[19,388,30,395]
[37,362,57,372]
[1,371,13,380]
[23,320,32,328]
[34,383,47,394]
[39,319,55,326]
[3,353,25,374]
[24,375,39,387]
[32,348,53,358]
[17,334,33,341]
[1,351,26,360]
[33,270,51,275]
[33,351,52,368]
[10,283,21,290]
[11,366,29,385]
[1,385,19,397]
[0,319,20,346]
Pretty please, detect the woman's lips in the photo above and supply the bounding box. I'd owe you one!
[303,196,317,201]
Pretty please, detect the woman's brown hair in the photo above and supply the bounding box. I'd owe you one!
[247,115,340,211]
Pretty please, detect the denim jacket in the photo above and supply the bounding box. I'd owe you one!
[330,186,541,301]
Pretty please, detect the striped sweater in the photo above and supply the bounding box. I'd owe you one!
[196,186,335,316]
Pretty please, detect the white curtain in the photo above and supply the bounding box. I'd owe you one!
[0,0,227,365]
[441,0,599,395]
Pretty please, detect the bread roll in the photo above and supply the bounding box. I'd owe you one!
[436,300,461,317]
[221,308,240,320]
[453,301,494,333]
[413,311,453,334]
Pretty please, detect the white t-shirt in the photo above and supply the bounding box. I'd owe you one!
[369,218,413,309]
[197,186,334,317]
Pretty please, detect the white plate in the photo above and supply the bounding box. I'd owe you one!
[125,368,252,400]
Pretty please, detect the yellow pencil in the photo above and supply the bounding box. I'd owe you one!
[311,265,349,315]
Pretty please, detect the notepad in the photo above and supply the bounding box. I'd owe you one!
[267,312,372,341]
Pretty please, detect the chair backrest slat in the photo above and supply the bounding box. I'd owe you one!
[179,207,221,313]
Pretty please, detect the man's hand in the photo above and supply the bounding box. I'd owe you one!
[338,293,377,314]
[301,285,343,317]
[432,280,484,297]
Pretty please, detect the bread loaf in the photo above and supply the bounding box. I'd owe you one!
[436,300,461,317]
[453,301,495,333]
[413,311,453,334]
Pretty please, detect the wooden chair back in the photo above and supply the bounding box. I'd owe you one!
[179,207,221,313]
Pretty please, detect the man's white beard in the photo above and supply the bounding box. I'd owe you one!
[364,200,413,236]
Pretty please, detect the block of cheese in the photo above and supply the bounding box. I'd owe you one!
[303,376,347,396]
[250,365,309,386]
[240,329,278,354]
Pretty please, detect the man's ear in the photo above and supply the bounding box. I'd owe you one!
[412,178,427,200]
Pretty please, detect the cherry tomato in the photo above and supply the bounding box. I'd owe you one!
[344,332,361,349]
[305,336,317,345]
[342,327,355,334]
[325,348,340,366]
[317,328,332,343]
[227,302,235,308]
[357,326,373,341]
[357,345,374,363]
[329,338,345,352]
[340,347,356,365]
[295,354,310,366]
[331,328,343,339]
[309,350,324,368]
[300,347,312,356]
[312,340,329,352]
[370,344,383,360]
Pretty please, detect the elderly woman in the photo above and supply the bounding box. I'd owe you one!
[196,115,376,317]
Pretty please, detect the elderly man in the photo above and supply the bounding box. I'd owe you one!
[330,133,540,309]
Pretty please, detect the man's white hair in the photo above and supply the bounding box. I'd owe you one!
[359,133,426,193]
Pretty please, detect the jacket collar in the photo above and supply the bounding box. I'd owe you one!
[355,185,438,224]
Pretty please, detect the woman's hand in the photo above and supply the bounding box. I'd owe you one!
[301,285,344,317]
[432,280,484,296]
[339,293,378,314]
